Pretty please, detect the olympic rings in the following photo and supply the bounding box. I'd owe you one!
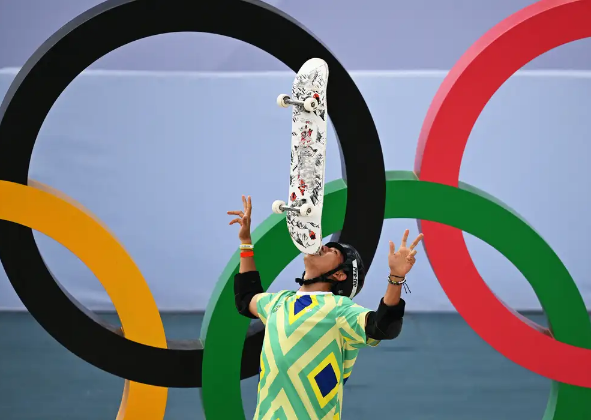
[415,0,591,388]
[2,0,591,419]
[0,0,383,390]
[204,171,591,420]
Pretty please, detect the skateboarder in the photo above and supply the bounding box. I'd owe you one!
[229,195,423,420]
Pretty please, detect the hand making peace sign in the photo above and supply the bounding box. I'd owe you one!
[388,229,424,277]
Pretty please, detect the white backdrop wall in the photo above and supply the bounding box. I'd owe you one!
[2,0,591,72]
[0,68,590,312]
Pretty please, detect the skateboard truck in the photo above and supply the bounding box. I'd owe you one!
[277,94,318,112]
[272,199,314,217]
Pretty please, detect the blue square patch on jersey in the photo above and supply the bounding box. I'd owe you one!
[294,295,313,315]
[314,364,338,397]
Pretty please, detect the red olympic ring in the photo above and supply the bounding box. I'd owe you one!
[415,0,591,387]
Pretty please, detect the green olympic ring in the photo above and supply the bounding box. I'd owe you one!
[200,170,591,420]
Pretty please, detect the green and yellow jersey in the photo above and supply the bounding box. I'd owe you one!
[253,290,380,420]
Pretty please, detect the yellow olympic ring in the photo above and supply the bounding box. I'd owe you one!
[0,180,168,419]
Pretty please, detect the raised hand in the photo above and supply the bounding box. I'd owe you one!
[227,195,253,243]
[388,229,424,277]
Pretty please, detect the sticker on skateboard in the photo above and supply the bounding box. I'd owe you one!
[272,58,328,255]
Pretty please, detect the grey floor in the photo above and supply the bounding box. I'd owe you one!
[0,312,557,419]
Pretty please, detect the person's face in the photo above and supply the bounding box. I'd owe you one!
[303,245,347,281]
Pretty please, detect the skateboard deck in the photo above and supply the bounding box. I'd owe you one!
[273,58,329,255]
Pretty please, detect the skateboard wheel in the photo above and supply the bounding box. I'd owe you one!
[272,200,286,214]
[303,97,318,112]
[299,203,313,217]
[277,94,290,108]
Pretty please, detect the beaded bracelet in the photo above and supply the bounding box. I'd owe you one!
[387,274,411,294]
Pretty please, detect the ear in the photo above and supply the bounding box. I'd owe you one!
[333,270,347,282]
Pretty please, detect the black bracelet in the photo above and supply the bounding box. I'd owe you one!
[387,274,411,294]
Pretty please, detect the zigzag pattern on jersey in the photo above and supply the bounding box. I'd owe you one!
[257,325,280,410]
[286,294,343,417]
[285,324,344,418]
[255,292,373,420]
[258,348,266,393]
[259,389,297,420]
[258,291,291,325]
[342,347,358,385]
[262,331,345,418]
[276,294,338,355]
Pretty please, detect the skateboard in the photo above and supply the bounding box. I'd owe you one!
[272,58,329,255]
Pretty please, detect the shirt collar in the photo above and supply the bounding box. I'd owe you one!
[296,290,332,296]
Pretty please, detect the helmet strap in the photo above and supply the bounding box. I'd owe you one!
[295,264,345,287]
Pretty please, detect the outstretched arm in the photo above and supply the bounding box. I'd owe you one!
[365,229,423,340]
[228,195,263,318]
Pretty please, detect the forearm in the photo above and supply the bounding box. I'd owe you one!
[366,274,406,340]
[229,196,261,317]
[367,229,421,340]
[239,239,256,273]
[383,281,403,306]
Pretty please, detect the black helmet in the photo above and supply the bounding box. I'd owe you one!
[295,242,366,299]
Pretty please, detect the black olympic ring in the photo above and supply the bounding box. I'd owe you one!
[0,0,385,387]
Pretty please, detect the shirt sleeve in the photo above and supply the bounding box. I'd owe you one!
[337,299,381,349]
[256,291,289,325]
